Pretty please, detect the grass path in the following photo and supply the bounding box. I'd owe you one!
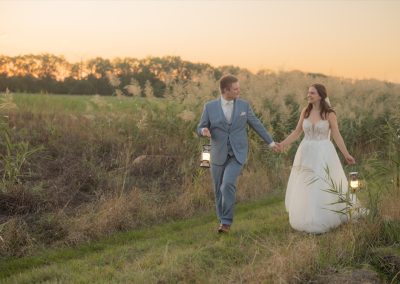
[0,195,369,283]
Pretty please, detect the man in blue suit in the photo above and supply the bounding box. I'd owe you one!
[197,74,279,233]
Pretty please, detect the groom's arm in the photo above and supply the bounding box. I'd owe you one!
[197,104,211,137]
[246,103,275,147]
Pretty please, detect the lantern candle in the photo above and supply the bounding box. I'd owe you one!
[349,171,360,193]
[200,144,211,168]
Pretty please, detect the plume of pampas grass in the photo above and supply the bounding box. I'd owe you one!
[0,89,17,111]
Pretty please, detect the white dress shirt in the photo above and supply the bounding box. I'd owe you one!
[221,96,234,123]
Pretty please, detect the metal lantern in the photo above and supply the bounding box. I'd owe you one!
[349,171,361,193]
[200,144,211,168]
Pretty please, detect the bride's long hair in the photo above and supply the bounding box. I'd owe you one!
[304,83,335,119]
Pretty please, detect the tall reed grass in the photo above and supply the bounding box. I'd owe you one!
[0,70,399,263]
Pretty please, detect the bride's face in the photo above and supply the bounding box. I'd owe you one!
[307,87,321,104]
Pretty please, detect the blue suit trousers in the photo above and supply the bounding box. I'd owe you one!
[210,155,243,225]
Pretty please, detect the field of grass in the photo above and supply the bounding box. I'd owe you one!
[0,71,399,282]
[11,93,175,114]
[1,194,394,283]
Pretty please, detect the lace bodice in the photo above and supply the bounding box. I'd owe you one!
[303,118,330,141]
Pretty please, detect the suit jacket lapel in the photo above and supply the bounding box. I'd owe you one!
[217,98,226,121]
[217,98,230,125]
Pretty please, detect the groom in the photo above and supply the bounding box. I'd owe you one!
[197,74,279,233]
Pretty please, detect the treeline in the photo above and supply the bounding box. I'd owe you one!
[0,54,229,97]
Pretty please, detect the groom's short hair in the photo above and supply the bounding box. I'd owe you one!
[219,74,238,94]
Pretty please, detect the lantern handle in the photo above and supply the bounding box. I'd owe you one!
[347,164,359,173]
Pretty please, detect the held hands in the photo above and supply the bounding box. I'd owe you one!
[271,142,284,153]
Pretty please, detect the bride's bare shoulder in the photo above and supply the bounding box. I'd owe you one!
[326,112,337,120]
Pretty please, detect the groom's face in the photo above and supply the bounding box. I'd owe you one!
[224,82,240,101]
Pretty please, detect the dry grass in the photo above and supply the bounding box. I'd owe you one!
[0,218,34,257]
[0,194,390,283]
[236,235,319,283]
[226,219,382,283]
[236,167,282,202]
[0,70,399,260]
[379,192,400,222]
[65,188,150,245]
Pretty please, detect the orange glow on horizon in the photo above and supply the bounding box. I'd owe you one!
[0,0,399,83]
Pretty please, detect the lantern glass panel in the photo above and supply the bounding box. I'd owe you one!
[349,172,360,191]
[200,144,211,168]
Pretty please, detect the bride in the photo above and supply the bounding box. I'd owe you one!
[279,84,356,234]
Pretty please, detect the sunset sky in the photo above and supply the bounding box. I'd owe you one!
[1,0,399,83]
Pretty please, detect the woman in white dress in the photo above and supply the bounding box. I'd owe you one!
[279,84,356,234]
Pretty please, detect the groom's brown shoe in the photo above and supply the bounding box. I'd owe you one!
[218,224,230,233]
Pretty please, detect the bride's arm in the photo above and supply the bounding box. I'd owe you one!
[328,112,356,164]
[280,107,306,148]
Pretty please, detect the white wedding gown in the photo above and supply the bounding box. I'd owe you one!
[285,118,353,234]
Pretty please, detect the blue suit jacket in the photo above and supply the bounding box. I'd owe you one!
[197,98,274,165]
